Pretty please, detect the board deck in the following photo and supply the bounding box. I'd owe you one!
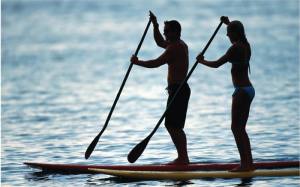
[90,168,300,180]
[24,161,299,174]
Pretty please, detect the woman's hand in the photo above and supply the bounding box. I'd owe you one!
[196,54,204,63]
[221,16,230,25]
[131,55,139,64]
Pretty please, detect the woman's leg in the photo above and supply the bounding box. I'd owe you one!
[230,90,254,171]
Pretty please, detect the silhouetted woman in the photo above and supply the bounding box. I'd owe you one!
[197,16,255,171]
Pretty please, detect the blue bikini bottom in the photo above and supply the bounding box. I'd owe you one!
[232,86,255,101]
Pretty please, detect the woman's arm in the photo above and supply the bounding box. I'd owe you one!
[197,54,228,68]
[196,45,237,68]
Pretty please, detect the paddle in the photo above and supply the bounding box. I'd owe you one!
[85,15,152,160]
[127,21,224,163]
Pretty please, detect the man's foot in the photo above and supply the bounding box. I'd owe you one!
[229,165,255,172]
[166,158,189,165]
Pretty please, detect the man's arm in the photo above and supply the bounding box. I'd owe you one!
[150,11,169,49]
[153,25,169,49]
[131,46,173,68]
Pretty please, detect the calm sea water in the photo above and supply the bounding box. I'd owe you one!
[1,0,299,186]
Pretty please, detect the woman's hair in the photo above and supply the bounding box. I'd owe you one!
[227,21,248,43]
[228,20,251,57]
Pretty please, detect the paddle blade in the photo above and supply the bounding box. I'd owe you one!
[127,137,150,163]
[85,134,100,159]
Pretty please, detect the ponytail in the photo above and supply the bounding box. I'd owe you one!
[242,33,251,59]
[228,20,251,73]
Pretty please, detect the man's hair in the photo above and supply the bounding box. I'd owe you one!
[164,20,181,37]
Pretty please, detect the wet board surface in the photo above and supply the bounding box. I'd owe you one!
[89,168,300,180]
[24,161,300,174]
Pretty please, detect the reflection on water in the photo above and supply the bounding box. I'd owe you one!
[2,0,299,186]
[25,172,53,182]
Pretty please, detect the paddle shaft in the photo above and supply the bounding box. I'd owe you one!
[85,18,151,159]
[129,21,223,162]
[103,19,151,127]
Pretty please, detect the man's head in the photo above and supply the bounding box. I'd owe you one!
[163,20,181,41]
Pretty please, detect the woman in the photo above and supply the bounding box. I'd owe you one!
[197,16,255,171]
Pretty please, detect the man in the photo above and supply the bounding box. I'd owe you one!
[130,12,190,165]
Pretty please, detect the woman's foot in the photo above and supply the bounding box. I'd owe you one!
[229,165,255,172]
[167,158,189,165]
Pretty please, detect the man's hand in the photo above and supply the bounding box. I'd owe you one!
[221,16,230,25]
[196,54,204,63]
[131,55,139,64]
[149,11,158,27]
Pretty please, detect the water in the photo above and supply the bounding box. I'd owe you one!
[1,0,299,186]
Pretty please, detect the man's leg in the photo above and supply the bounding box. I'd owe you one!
[165,84,190,165]
[166,127,189,164]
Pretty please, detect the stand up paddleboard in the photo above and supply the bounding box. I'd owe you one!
[89,168,300,180]
[24,161,299,174]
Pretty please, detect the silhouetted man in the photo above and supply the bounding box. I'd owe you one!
[131,12,190,164]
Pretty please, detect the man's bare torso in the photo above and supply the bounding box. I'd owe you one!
[166,40,189,85]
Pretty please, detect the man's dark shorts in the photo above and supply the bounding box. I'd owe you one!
[165,83,190,129]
